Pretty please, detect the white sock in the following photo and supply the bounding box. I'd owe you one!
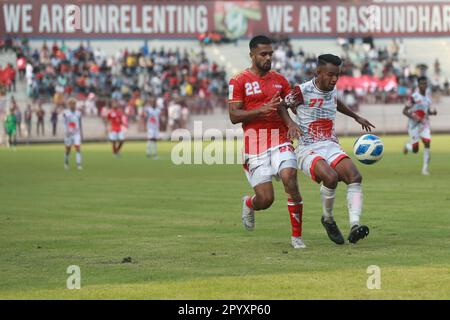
[147,141,157,156]
[405,143,412,152]
[320,185,336,222]
[347,183,363,227]
[152,141,157,156]
[76,152,82,166]
[423,148,430,172]
[146,141,152,156]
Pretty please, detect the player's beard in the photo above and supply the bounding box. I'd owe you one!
[258,60,271,72]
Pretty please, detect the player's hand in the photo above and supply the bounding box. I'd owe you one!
[259,94,280,115]
[287,121,302,140]
[355,116,375,132]
[430,109,438,116]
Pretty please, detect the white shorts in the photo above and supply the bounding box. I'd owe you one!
[147,129,160,140]
[64,134,81,146]
[408,122,431,144]
[109,131,125,141]
[296,140,349,182]
[243,143,297,188]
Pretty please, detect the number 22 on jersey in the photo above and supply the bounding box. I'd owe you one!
[245,82,262,96]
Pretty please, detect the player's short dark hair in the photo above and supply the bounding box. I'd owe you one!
[249,35,272,50]
[418,76,428,83]
[318,54,342,67]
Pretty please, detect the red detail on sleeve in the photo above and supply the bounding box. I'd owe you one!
[285,85,304,107]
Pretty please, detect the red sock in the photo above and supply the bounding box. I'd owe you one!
[245,196,255,210]
[288,198,303,237]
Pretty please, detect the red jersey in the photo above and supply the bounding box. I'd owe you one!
[228,69,291,154]
[107,109,124,133]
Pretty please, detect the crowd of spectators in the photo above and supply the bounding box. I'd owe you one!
[1,34,449,140]
[0,35,228,138]
[271,36,449,109]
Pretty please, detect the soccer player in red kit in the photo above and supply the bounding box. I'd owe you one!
[107,100,127,157]
[228,35,306,249]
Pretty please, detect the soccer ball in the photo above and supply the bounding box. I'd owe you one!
[353,134,384,165]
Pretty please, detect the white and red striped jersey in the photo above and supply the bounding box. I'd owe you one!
[407,91,431,125]
[144,106,161,131]
[285,79,339,146]
[63,109,81,135]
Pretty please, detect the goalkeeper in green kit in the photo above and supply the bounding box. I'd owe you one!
[4,107,17,148]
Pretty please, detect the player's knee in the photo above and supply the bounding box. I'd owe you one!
[350,172,362,184]
[281,172,298,193]
[258,194,274,210]
[322,171,339,188]
[284,180,298,195]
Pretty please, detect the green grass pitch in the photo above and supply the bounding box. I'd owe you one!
[0,135,449,299]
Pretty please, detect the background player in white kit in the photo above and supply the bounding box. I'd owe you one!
[279,54,375,245]
[143,97,162,159]
[402,76,438,175]
[63,98,83,170]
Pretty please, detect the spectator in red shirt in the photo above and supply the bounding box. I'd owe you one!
[4,63,16,92]
[16,55,26,80]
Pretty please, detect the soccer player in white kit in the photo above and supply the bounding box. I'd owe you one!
[63,98,83,170]
[279,54,375,245]
[402,76,437,175]
[143,98,162,159]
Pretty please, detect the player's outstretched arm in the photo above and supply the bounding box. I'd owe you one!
[228,94,280,124]
[337,99,375,132]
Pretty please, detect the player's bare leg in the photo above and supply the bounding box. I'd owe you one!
[75,145,82,170]
[279,167,306,249]
[422,139,431,175]
[242,182,274,231]
[64,145,71,169]
[334,158,369,244]
[313,160,345,245]
[111,141,117,155]
[116,140,124,156]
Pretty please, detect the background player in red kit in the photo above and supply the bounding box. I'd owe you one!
[107,100,127,157]
[228,35,306,249]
